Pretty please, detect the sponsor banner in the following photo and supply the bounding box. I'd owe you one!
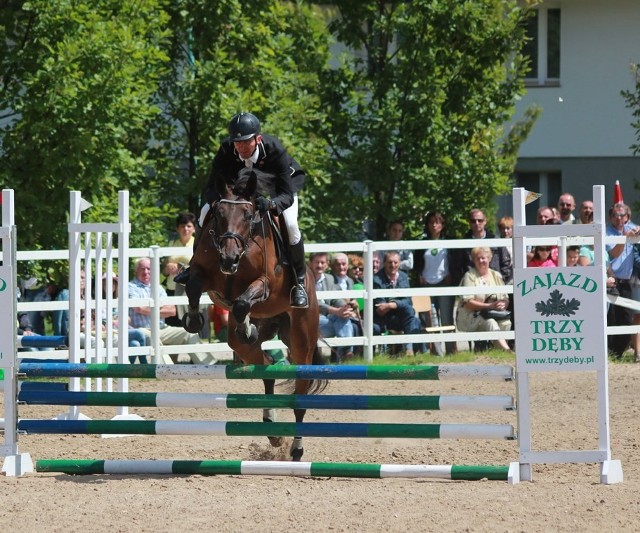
[514,266,605,372]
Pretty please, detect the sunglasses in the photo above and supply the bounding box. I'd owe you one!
[471,219,485,223]
[352,266,363,272]
[537,247,551,252]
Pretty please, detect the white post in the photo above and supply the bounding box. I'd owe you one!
[0,189,34,476]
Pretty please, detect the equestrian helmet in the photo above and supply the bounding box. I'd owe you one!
[228,112,260,141]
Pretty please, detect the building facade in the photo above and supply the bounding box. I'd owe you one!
[500,0,640,221]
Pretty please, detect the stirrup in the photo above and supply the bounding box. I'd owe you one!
[174,267,190,285]
[290,284,309,308]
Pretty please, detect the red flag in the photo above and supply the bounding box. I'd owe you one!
[613,180,624,204]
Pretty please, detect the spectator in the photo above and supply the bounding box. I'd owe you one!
[450,208,512,286]
[129,257,216,365]
[372,250,383,275]
[498,215,514,260]
[17,290,40,353]
[527,246,557,268]
[386,220,413,273]
[526,206,559,264]
[347,254,365,316]
[102,274,150,365]
[576,200,595,265]
[566,246,581,267]
[163,212,205,334]
[456,247,513,353]
[557,193,576,224]
[536,206,555,226]
[310,252,356,363]
[578,200,594,224]
[413,210,456,355]
[606,202,638,358]
[347,254,364,284]
[373,251,425,356]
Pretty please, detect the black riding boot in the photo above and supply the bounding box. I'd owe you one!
[289,239,309,308]
[174,228,201,285]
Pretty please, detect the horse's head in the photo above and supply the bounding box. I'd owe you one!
[211,170,260,274]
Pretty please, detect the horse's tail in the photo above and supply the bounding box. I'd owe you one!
[278,345,328,395]
[308,345,329,394]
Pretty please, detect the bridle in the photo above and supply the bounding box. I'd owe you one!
[209,198,263,257]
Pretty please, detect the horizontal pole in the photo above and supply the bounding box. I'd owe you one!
[18,390,515,411]
[18,363,514,381]
[18,420,516,439]
[35,459,510,480]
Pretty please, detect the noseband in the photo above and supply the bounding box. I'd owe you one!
[209,198,261,256]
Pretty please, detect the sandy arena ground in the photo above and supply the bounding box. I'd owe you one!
[1,359,639,533]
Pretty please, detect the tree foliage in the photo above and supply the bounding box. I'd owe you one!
[313,0,532,239]
[0,0,536,284]
[0,0,173,257]
[622,62,640,156]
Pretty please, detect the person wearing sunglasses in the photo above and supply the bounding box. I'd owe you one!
[606,202,638,358]
[450,208,512,287]
[527,246,557,268]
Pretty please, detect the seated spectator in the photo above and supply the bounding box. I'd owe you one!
[347,254,364,284]
[162,212,204,333]
[527,246,557,268]
[102,273,150,364]
[566,246,581,267]
[310,252,356,363]
[456,247,512,353]
[373,251,425,356]
[129,257,216,365]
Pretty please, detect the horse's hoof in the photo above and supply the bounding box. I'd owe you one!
[181,312,204,334]
[232,300,251,322]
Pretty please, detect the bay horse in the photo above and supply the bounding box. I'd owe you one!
[182,169,327,461]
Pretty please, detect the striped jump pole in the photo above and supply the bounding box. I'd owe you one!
[18,419,516,439]
[35,459,510,480]
[19,363,514,381]
[18,390,515,411]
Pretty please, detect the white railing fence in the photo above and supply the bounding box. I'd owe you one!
[13,235,640,363]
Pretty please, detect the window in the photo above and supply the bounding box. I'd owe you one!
[523,7,561,86]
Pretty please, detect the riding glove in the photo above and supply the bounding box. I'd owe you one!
[256,197,275,215]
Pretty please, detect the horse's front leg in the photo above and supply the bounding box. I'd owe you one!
[181,273,205,333]
[232,277,269,344]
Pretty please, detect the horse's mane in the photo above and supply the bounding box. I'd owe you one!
[232,168,275,199]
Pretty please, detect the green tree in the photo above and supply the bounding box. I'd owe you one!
[313,0,533,239]
[149,0,333,218]
[0,0,173,260]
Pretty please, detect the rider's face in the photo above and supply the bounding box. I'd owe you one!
[233,135,260,160]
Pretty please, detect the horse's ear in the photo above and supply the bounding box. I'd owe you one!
[215,176,227,198]
[244,171,258,199]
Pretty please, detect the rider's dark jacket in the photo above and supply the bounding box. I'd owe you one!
[204,134,305,215]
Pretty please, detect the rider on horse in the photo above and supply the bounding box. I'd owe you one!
[175,112,309,308]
